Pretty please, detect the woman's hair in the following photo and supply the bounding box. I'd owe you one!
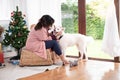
[35,15,54,30]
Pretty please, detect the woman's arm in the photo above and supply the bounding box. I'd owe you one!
[36,27,52,41]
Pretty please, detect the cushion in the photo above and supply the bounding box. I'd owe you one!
[19,49,53,66]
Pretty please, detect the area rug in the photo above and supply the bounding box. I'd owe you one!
[0,58,63,80]
[17,65,66,80]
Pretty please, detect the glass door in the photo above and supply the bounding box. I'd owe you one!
[86,0,113,60]
[61,0,114,60]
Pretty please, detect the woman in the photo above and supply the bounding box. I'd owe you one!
[25,15,69,64]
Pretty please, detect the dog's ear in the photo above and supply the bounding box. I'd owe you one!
[62,27,65,31]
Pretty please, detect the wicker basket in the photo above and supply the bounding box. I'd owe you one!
[19,49,54,66]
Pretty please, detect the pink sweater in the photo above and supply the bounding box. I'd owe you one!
[25,27,52,59]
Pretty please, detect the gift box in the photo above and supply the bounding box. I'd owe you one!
[0,53,4,63]
[0,43,4,63]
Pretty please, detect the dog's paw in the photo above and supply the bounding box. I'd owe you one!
[78,57,88,62]
[82,59,88,62]
[78,57,83,61]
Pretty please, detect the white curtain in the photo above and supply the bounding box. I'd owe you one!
[26,0,61,28]
[0,0,27,20]
[0,0,61,29]
[102,0,120,57]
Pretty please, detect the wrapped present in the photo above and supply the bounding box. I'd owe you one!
[0,53,4,63]
[0,43,2,53]
[0,43,4,63]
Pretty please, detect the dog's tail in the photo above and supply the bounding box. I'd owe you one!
[85,36,94,44]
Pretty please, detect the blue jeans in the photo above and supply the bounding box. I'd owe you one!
[45,40,62,55]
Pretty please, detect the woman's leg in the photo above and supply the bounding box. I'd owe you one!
[45,40,69,64]
[45,40,62,55]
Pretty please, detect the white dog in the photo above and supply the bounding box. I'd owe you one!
[49,26,94,61]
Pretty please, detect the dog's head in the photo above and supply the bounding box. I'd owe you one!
[48,26,65,39]
[53,26,65,39]
[48,26,65,34]
[52,26,65,37]
[54,26,65,33]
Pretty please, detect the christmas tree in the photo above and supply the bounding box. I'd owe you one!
[2,6,29,60]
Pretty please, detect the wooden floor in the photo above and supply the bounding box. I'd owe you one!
[18,60,120,80]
